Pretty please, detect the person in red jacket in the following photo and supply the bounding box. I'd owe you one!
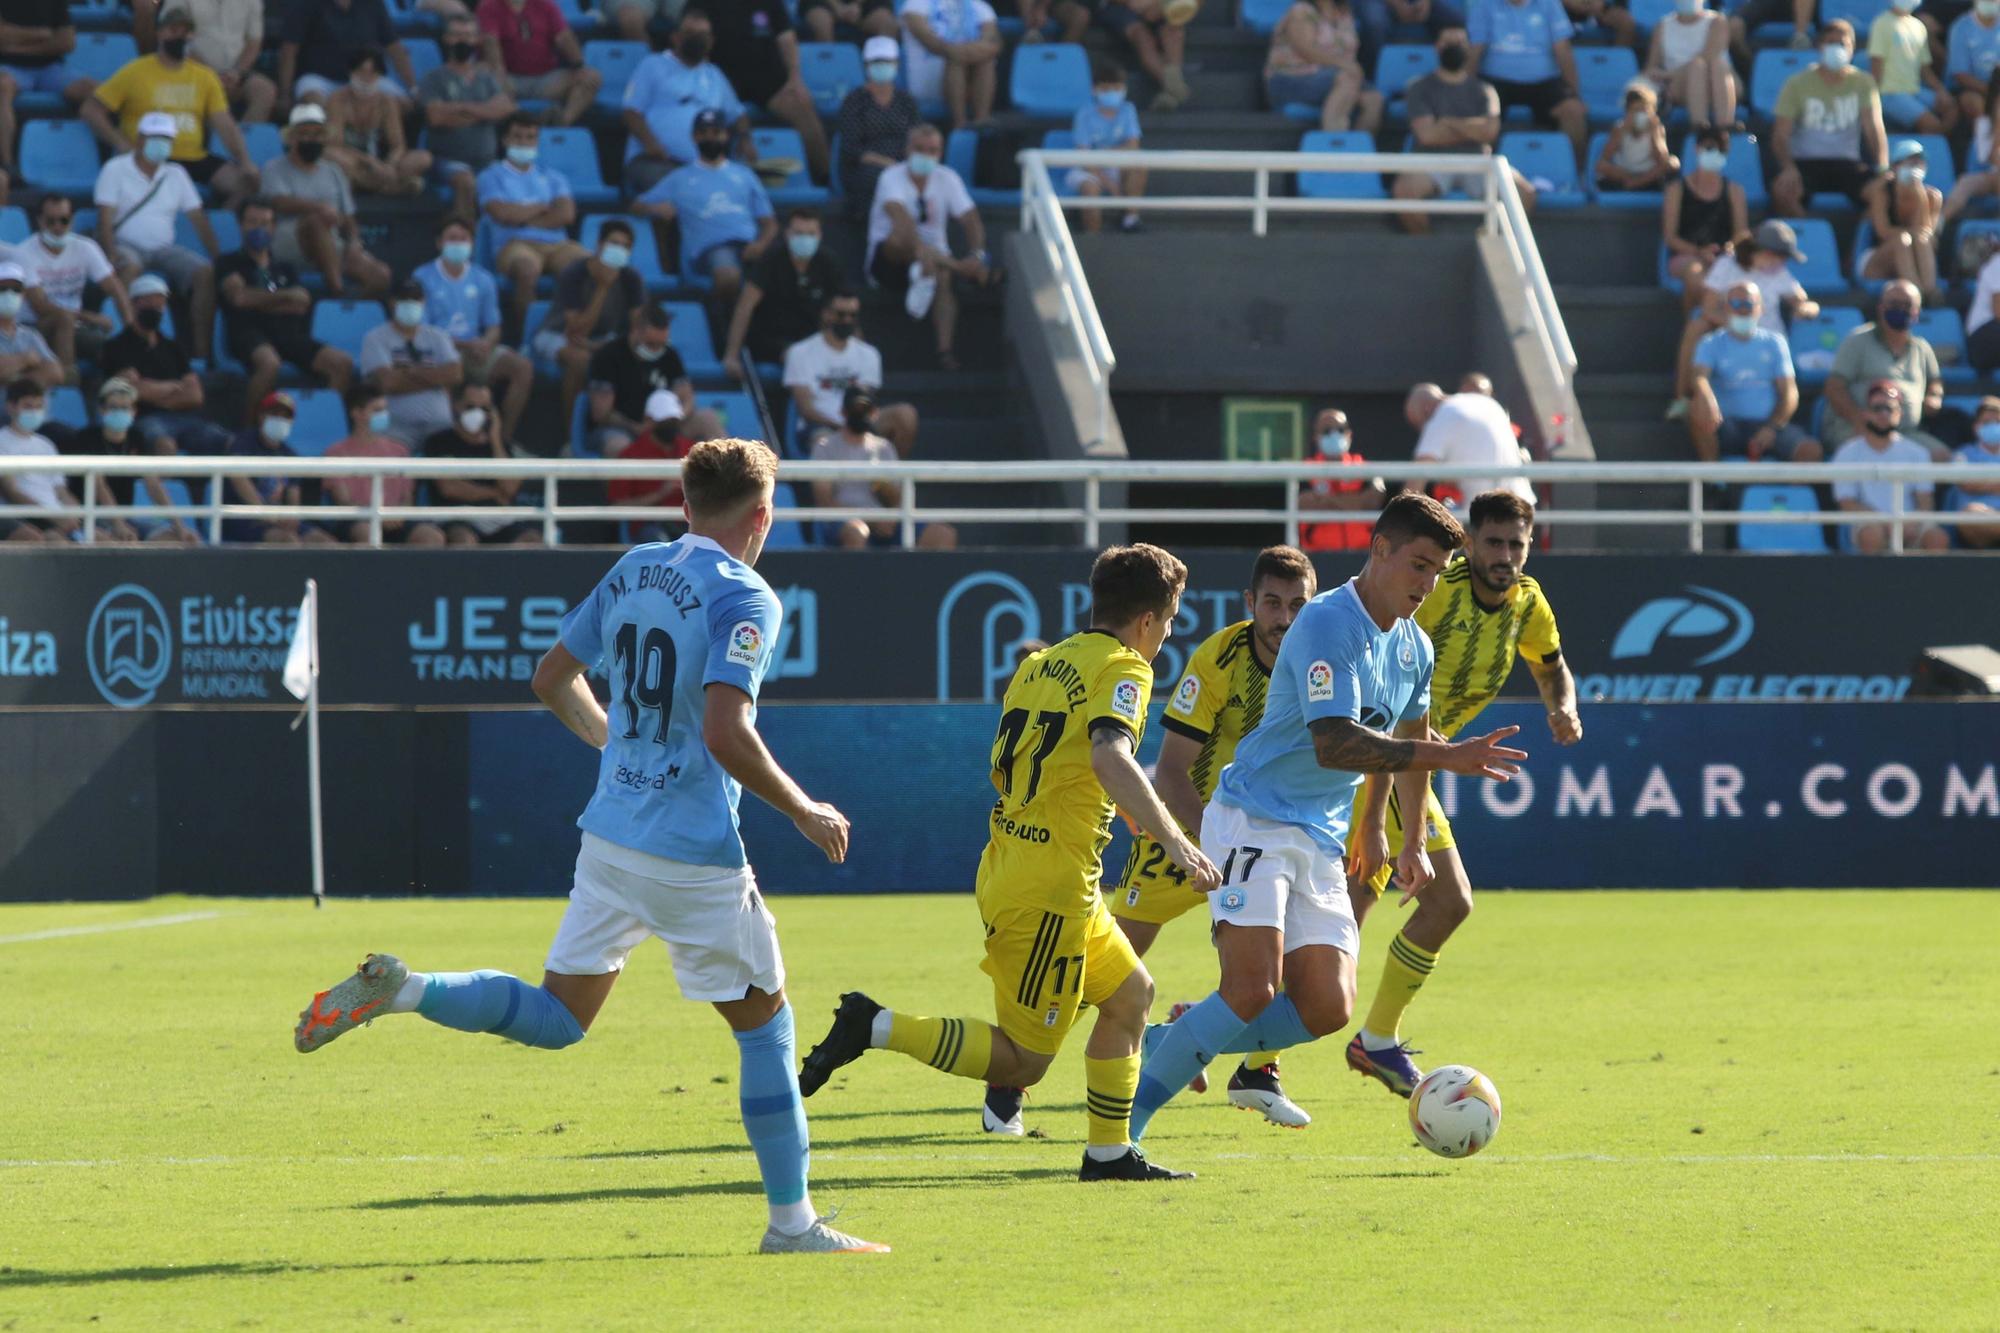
[607,389,697,542]
[1297,405,1386,550]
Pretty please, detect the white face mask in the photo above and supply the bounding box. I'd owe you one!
[0,292,22,318]
[40,229,69,251]
[458,407,489,434]
[1982,0,2000,19]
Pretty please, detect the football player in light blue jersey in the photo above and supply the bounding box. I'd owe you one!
[292,438,888,1256]
[1129,495,1528,1140]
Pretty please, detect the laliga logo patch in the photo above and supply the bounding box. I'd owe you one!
[726,620,763,667]
[1171,674,1201,715]
[1306,659,1334,703]
[1219,889,1245,912]
[1112,678,1141,720]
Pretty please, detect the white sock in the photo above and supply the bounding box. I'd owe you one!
[868,1010,893,1048]
[769,1198,816,1236]
[389,972,428,1014]
[1083,1143,1130,1162]
[1359,1027,1400,1051]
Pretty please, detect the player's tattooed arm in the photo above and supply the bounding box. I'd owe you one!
[1529,652,1583,745]
[1310,717,1417,773]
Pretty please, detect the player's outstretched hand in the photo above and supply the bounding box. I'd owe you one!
[1174,841,1223,893]
[1442,725,1527,780]
[794,802,850,864]
[1547,706,1583,746]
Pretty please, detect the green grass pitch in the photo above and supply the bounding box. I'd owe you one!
[2,890,1997,1329]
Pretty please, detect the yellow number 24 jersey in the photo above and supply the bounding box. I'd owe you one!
[976,629,1152,917]
[1413,561,1562,739]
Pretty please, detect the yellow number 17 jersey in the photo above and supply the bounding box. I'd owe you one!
[976,629,1153,917]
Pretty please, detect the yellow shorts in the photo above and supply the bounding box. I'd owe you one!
[1355,783,1457,898]
[976,891,1140,1056]
[1109,834,1208,926]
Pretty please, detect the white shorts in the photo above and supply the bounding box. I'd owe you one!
[544,832,786,1003]
[1200,802,1360,958]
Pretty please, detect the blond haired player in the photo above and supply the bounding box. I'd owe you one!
[798,545,1222,1181]
[1343,489,1582,1097]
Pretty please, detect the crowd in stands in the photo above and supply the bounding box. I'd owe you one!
[0,0,1992,551]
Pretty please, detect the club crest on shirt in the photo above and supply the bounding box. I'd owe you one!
[727,621,763,667]
[1399,640,1416,670]
[1170,675,1201,715]
[1306,660,1334,702]
[1112,679,1142,720]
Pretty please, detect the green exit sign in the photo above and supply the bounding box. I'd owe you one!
[1222,399,1304,462]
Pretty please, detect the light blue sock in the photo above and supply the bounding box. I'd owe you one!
[415,970,585,1050]
[1131,991,1248,1141]
[733,1004,810,1209]
[1219,995,1315,1055]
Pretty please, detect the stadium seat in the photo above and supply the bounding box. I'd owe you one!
[289,388,348,458]
[1008,43,1091,117]
[578,213,675,294]
[1241,0,1295,33]
[765,480,809,548]
[208,312,244,377]
[64,31,135,86]
[522,298,552,362]
[310,299,385,361]
[540,128,616,207]
[21,121,102,195]
[1574,48,1641,125]
[1375,44,1437,104]
[585,40,647,110]
[695,390,759,436]
[147,478,203,539]
[1750,50,1815,121]
[1627,0,1684,37]
[1917,307,1976,384]
[212,124,283,168]
[1955,218,2000,289]
[827,131,846,205]
[386,0,440,35]
[799,42,864,115]
[1679,131,1769,210]
[1785,217,1845,293]
[752,128,830,208]
[948,128,1015,208]
[1298,130,1385,199]
[46,384,87,430]
[1737,484,1829,552]
[97,294,178,340]
[1787,307,1864,385]
[1586,131,1665,210]
[1041,128,1078,198]
[0,207,25,245]
[176,209,241,256]
[1820,0,1890,32]
[1912,133,1956,197]
[1500,132,1583,208]
[403,38,443,85]
[663,301,723,379]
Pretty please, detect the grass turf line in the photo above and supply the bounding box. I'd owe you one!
[1,891,1997,1329]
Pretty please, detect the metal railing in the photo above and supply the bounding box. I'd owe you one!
[4,456,1996,553]
[1016,149,1580,450]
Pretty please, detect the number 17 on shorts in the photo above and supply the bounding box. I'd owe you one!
[1199,803,1360,956]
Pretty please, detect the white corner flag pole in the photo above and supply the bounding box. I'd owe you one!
[284,579,325,909]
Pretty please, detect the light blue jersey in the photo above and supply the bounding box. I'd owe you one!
[1213,579,1435,857]
[559,534,783,869]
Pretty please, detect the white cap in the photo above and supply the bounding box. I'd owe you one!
[645,389,682,422]
[0,261,24,286]
[863,35,898,62]
[286,103,327,128]
[130,273,171,298]
[138,111,176,139]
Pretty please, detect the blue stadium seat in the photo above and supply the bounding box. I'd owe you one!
[1911,133,1956,196]
[1737,485,1829,552]
[97,294,177,340]
[1679,131,1768,210]
[1298,131,1385,199]
[1628,0,1688,37]
[765,480,809,548]
[0,207,26,244]
[64,31,135,86]
[663,301,723,378]
[752,127,830,208]
[799,42,864,115]
[1820,0,1890,32]
[386,0,441,35]
[1500,132,1583,208]
[522,298,553,361]
[1787,307,1863,385]
[1040,128,1078,197]
[1375,45,1437,103]
[695,390,759,436]
[145,478,203,540]
[1241,0,1295,33]
[1785,217,1845,293]
[21,121,101,195]
[176,209,241,256]
[1917,307,1976,384]
[828,130,846,205]
[1573,47,1641,125]
[1955,219,2000,289]
[552,0,597,33]
[208,311,245,376]
[578,213,676,294]
[403,38,443,85]
[1008,43,1091,117]
[1751,50,1814,120]
[541,127,616,207]
[1586,131,1666,210]
[585,40,648,109]
[212,123,283,168]
[948,127,1014,208]
[46,385,87,430]
[310,299,385,361]
[289,389,348,458]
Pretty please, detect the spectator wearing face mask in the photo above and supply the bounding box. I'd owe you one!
[620,7,757,199]
[92,111,218,360]
[835,37,921,219]
[263,103,393,298]
[322,386,447,545]
[84,5,262,210]
[9,193,132,372]
[1661,126,1748,312]
[1394,28,1536,233]
[633,107,777,313]
[1069,59,1148,234]
[1856,139,1944,298]
[1770,21,1888,217]
[0,261,59,391]
[221,390,336,544]
[1297,406,1386,551]
[324,48,435,196]
[0,377,108,543]
[1688,281,1822,465]
[1946,396,2000,548]
[1670,221,1817,419]
[58,376,198,542]
[474,0,601,127]
[784,289,920,455]
[100,272,230,454]
[416,214,532,443]
[218,196,355,423]
[709,0,830,183]
[811,385,957,549]
[607,388,698,542]
[867,122,994,372]
[1831,379,1950,552]
[533,221,648,424]
[1823,280,1950,460]
[422,378,541,544]
[1869,0,1956,134]
[1643,0,1732,130]
[1467,0,1590,161]
[724,207,843,378]
[417,15,516,219]
[1592,83,1676,193]
[1946,0,2000,127]
[360,279,465,447]
[584,304,704,458]
[478,113,587,333]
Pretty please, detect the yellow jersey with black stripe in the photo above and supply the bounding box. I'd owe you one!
[1413,562,1562,738]
[975,629,1152,916]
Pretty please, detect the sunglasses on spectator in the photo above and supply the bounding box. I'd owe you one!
[1726,298,1755,312]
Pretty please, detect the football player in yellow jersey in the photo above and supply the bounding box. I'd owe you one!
[1107,545,1319,1127]
[798,545,1222,1182]
[1343,491,1583,1097]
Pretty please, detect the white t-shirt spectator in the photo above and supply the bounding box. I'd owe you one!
[0,424,63,507]
[8,233,116,319]
[866,161,975,272]
[1831,433,1934,513]
[1703,253,1807,335]
[902,0,998,102]
[810,429,898,508]
[1414,392,1534,503]
[93,154,202,255]
[1969,252,2000,337]
[783,332,883,425]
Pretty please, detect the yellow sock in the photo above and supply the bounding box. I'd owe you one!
[885,1013,994,1081]
[1084,1053,1139,1147]
[1363,930,1440,1041]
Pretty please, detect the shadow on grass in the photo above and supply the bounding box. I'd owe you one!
[354,1166,1075,1211]
[575,1128,1072,1159]
[0,1252,707,1288]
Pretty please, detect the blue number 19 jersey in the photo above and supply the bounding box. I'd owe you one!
[1213,579,1435,858]
[558,534,783,869]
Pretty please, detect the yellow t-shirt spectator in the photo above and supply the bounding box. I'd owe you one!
[1868,11,1929,96]
[92,55,227,162]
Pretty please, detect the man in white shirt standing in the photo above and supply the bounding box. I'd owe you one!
[782,288,919,455]
[1830,378,1950,552]
[1404,381,1535,508]
[92,110,220,361]
[10,192,133,371]
[866,122,993,371]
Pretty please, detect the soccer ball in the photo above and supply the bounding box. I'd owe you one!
[1408,1064,1502,1158]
